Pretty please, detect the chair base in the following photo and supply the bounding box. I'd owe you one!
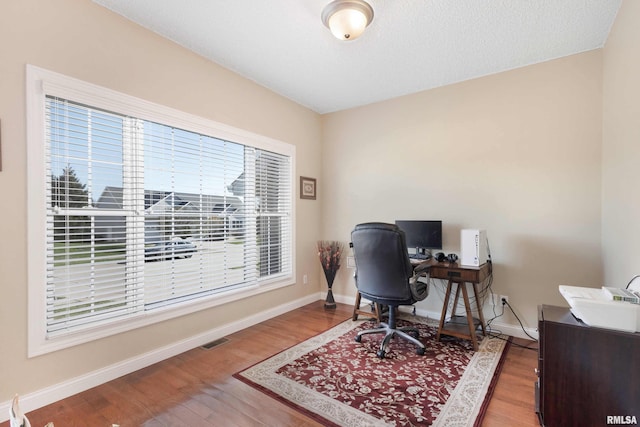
[355,322,426,358]
[354,301,426,358]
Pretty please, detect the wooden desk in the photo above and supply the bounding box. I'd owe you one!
[536,305,640,426]
[428,261,492,350]
[352,291,382,322]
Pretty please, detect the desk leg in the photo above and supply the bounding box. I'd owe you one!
[437,280,454,342]
[352,291,381,323]
[460,283,479,351]
[352,292,363,321]
[451,283,462,318]
[472,282,487,336]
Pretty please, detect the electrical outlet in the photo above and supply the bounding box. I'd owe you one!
[303,274,308,285]
[500,295,509,305]
[347,256,356,268]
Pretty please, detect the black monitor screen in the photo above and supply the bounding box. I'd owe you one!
[395,220,442,251]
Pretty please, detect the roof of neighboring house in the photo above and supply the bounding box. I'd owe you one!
[96,187,242,214]
[227,173,245,197]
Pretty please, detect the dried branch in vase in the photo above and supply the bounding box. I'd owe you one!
[316,240,344,278]
[317,240,343,309]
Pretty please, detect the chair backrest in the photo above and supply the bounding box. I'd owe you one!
[351,222,415,305]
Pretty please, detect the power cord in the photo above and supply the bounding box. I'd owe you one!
[626,274,640,290]
[436,271,495,316]
[449,257,537,349]
[483,282,538,349]
[480,306,537,353]
[502,299,538,342]
[486,328,538,351]
[428,263,537,347]
[485,293,503,329]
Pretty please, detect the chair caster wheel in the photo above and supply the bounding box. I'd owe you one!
[376,349,386,358]
[416,347,425,356]
[355,335,362,343]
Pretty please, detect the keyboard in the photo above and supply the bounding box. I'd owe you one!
[409,253,430,260]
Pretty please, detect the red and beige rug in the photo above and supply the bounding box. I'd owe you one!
[234,315,511,426]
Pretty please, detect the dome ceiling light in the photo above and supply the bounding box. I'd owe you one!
[321,0,374,41]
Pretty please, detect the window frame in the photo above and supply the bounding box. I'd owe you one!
[27,65,296,357]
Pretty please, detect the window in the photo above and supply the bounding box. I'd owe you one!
[27,66,295,356]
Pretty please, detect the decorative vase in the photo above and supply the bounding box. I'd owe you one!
[323,268,337,309]
[317,240,343,310]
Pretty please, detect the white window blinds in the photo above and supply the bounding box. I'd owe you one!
[45,96,292,336]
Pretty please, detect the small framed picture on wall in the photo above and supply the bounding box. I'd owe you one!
[300,176,316,200]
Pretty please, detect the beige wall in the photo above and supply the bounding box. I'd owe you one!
[602,0,640,286]
[322,51,604,328]
[2,0,636,411]
[0,0,322,400]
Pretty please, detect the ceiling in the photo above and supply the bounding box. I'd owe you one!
[92,0,622,114]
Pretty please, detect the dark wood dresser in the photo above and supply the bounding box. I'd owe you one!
[536,305,640,426]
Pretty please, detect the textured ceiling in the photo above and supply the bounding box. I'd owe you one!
[92,0,621,114]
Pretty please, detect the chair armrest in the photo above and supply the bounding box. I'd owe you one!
[410,263,430,301]
[413,262,431,276]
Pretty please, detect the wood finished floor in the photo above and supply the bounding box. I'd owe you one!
[5,301,540,427]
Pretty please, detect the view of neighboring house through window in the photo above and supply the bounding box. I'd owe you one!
[43,94,292,338]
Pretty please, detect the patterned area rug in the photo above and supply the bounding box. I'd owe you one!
[234,315,511,427]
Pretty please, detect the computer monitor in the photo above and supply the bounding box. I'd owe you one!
[395,220,442,256]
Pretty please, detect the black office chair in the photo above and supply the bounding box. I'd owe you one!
[351,222,431,358]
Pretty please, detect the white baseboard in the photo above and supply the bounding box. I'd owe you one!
[3,290,537,422]
[331,292,539,341]
[0,292,321,423]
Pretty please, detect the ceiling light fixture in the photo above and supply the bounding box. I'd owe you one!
[321,0,374,41]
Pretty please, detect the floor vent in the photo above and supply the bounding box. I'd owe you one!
[201,337,229,350]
